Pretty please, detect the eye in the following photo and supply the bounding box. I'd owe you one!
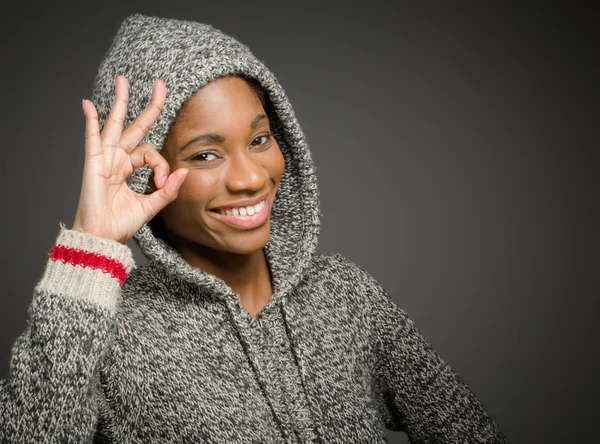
[251,133,273,147]
[189,152,217,162]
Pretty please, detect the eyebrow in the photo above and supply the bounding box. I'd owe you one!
[176,113,268,153]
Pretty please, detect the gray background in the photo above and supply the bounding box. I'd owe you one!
[1,2,597,443]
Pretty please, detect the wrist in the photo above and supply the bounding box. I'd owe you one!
[70,221,122,244]
[34,222,135,313]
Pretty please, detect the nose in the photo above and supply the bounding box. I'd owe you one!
[224,150,269,193]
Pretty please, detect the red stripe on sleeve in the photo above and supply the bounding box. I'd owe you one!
[49,244,129,286]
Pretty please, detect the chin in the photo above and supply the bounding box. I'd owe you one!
[206,221,270,255]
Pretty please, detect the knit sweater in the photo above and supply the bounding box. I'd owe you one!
[0,13,509,444]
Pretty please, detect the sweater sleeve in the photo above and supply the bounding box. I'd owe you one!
[336,255,509,443]
[0,223,135,443]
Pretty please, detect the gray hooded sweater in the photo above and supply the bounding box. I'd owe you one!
[0,14,509,444]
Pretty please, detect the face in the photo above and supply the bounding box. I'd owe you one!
[151,75,285,255]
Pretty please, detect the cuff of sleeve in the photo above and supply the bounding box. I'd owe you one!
[34,222,136,313]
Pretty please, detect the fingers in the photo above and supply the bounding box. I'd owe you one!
[119,79,166,153]
[101,75,129,148]
[141,168,189,222]
[82,99,102,157]
[129,143,170,189]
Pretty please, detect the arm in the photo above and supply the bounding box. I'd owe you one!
[0,223,134,443]
[371,284,509,442]
[336,255,509,443]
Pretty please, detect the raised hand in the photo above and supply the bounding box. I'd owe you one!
[72,75,189,244]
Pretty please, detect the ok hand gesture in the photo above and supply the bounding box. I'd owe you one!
[72,76,189,244]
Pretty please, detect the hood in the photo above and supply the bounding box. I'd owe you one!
[90,14,321,307]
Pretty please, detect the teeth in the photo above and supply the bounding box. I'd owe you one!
[218,199,265,216]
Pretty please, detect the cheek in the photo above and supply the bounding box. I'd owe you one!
[177,172,219,206]
[268,143,286,180]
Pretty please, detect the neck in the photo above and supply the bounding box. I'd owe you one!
[163,230,273,317]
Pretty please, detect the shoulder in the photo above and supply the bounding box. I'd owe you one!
[308,252,385,290]
[298,254,411,346]
[317,253,409,317]
[302,252,392,308]
[122,260,181,293]
[119,261,178,311]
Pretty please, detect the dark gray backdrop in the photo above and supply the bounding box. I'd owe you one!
[1,2,597,443]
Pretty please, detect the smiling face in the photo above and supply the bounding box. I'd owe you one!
[149,75,285,256]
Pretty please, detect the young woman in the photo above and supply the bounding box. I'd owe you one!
[0,13,509,443]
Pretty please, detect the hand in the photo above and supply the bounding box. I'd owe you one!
[72,75,189,244]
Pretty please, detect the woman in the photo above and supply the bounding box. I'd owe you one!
[0,13,509,443]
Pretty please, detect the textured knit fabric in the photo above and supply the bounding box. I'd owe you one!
[0,13,509,444]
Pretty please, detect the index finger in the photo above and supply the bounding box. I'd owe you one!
[101,75,129,148]
[119,79,167,153]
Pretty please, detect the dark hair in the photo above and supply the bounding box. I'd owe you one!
[146,75,275,244]
[244,75,268,108]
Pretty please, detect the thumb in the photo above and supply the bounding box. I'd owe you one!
[140,168,189,220]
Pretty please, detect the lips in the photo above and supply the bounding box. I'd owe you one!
[207,197,270,230]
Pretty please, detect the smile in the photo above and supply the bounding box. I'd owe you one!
[208,198,270,230]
